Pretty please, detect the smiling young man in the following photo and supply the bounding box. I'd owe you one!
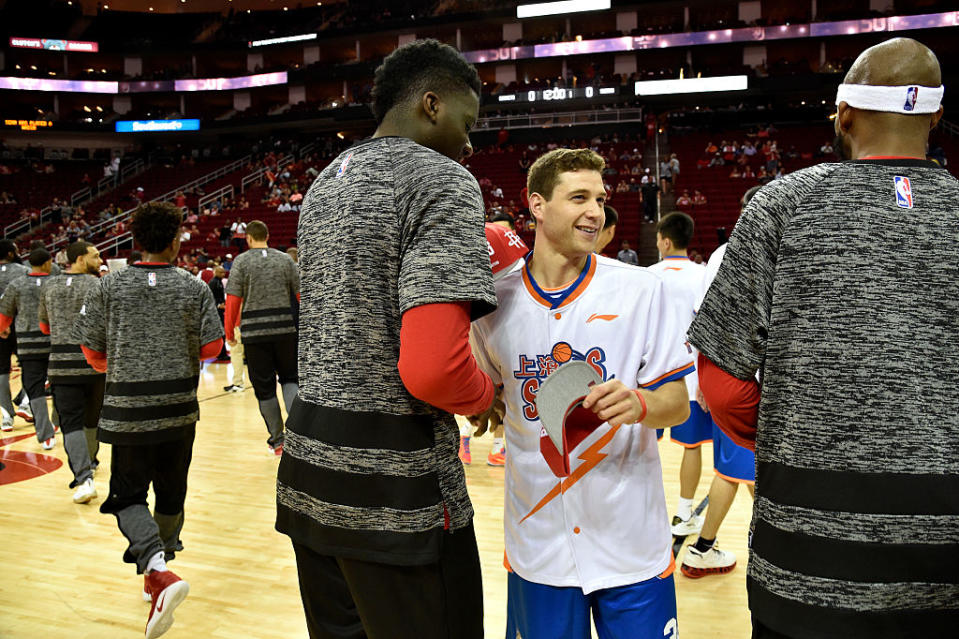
[278,39,497,639]
[470,148,692,639]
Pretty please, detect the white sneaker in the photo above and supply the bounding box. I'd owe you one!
[41,437,55,450]
[681,545,737,578]
[670,513,704,536]
[72,478,97,504]
[230,384,244,393]
[0,417,12,432]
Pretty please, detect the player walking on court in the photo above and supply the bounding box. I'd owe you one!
[690,38,959,638]
[678,187,761,579]
[646,212,711,539]
[224,220,299,454]
[76,202,223,639]
[0,240,27,431]
[37,240,105,503]
[277,39,497,639]
[0,248,56,449]
[470,148,692,639]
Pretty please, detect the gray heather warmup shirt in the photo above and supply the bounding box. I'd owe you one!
[276,136,497,565]
[75,263,223,445]
[225,247,299,343]
[37,273,103,383]
[0,262,28,294]
[0,273,52,359]
[688,159,959,638]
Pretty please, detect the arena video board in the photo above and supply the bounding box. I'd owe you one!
[174,71,287,92]
[9,37,99,52]
[0,72,287,94]
[0,77,118,93]
[635,75,748,96]
[115,119,201,133]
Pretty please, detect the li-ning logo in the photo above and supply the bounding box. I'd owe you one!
[335,152,354,178]
[894,176,913,208]
[904,86,919,112]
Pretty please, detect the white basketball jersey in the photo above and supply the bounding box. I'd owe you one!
[647,255,706,400]
[471,254,693,594]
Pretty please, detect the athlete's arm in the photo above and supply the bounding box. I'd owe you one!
[39,321,50,335]
[81,345,108,373]
[224,294,242,343]
[199,338,224,361]
[398,301,494,416]
[696,353,759,450]
[0,313,12,336]
[582,378,689,429]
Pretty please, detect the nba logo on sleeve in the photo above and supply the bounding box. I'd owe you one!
[904,86,918,112]
[894,176,913,208]
[148,272,157,287]
[335,152,354,179]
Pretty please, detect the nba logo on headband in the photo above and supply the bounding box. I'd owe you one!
[904,87,919,112]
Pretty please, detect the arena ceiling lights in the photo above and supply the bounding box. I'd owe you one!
[249,33,317,48]
[635,75,748,97]
[516,0,610,19]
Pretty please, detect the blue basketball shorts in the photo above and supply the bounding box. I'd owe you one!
[656,402,712,447]
[505,569,678,639]
[712,419,755,483]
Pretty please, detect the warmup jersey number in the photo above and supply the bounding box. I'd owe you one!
[513,341,609,421]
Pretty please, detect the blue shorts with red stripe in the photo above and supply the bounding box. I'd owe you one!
[712,419,755,483]
[656,402,712,447]
[505,570,678,639]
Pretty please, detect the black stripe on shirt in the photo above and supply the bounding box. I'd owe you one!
[100,399,198,422]
[50,343,83,354]
[242,307,293,319]
[748,577,959,639]
[241,320,296,331]
[277,453,440,511]
[752,518,959,583]
[48,360,94,369]
[287,398,435,453]
[106,376,199,396]
[18,330,46,339]
[759,461,959,516]
[275,501,441,567]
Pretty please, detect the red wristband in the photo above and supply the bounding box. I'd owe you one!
[632,389,648,423]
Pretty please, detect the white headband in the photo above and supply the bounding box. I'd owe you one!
[836,84,944,114]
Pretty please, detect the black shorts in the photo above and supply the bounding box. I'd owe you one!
[0,331,16,375]
[244,334,297,400]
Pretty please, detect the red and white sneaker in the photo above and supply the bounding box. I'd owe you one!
[458,436,471,465]
[0,418,13,432]
[144,569,189,639]
[143,575,152,602]
[680,545,737,578]
[270,443,283,457]
[41,437,55,450]
[16,405,33,423]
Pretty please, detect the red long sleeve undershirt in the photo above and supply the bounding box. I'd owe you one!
[398,302,494,416]
[697,353,761,451]
[81,338,224,374]
[39,321,50,335]
[225,294,242,342]
[0,313,12,334]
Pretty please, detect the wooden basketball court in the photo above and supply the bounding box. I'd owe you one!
[0,361,753,638]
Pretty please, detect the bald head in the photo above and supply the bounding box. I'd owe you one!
[843,38,941,88]
[835,38,943,160]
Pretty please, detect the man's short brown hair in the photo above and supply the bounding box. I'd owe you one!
[246,220,269,241]
[527,149,606,201]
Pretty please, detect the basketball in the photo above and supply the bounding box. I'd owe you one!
[551,341,573,363]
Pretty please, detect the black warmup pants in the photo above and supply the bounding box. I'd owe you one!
[244,334,297,401]
[20,355,48,400]
[100,428,196,572]
[51,375,105,435]
[292,523,484,639]
[752,618,796,638]
[0,329,16,374]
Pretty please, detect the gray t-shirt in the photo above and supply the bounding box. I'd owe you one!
[37,272,103,382]
[75,263,222,444]
[0,262,28,294]
[276,136,497,565]
[0,273,52,359]
[688,159,959,638]
[225,246,299,343]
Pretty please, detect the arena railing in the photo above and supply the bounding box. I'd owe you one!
[198,184,234,212]
[478,107,644,131]
[240,154,294,194]
[71,158,148,209]
[46,153,253,253]
[939,118,958,137]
